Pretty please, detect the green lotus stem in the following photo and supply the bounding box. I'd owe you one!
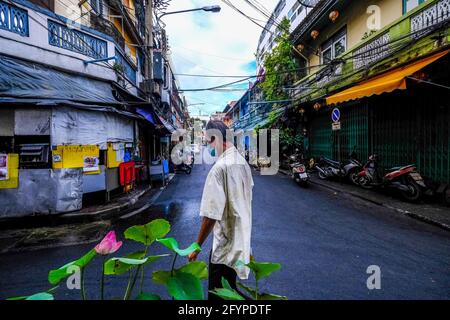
[255,280,259,301]
[100,257,106,300]
[125,265,142,300]
[123,270,133,300]
[139,245,149,293]
[80,267,86,300]
[170,253,178,277]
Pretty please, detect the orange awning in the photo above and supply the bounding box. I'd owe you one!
[326,49,449,105]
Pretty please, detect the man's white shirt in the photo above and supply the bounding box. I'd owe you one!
[200,146,254,279]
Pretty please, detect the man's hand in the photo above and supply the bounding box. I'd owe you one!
[188,249,200,262]
[189,217,217,262]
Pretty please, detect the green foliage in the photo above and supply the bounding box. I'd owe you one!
[104,253,169,276]
[48,249,96,285]
[152,261,208,285]
[7,292,54,301]
[260,18,299,102]
[135,293,161,300]
[246,261,281,281]
[8,217,286,301]
[124,218,170,246]
[266,110,281,128]
[238,281,287,300]
[167,272,204,300]
[280,128,303,148]
[156,238,201,256]
[210,278,245,300]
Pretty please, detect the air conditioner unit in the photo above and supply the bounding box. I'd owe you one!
[153,51,164,82]
[139,79,152,93]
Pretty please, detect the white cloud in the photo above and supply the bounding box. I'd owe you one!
[163,0,278,116]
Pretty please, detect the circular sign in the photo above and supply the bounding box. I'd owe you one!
[331,108,341,123]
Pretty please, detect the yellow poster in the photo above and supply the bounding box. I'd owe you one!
[107,142,123,168]
[52,145,100,174]
[0,153,19,189]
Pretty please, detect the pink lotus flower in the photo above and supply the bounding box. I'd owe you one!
[95,231,122,255]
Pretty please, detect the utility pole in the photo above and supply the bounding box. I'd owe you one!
[144,0,153,92]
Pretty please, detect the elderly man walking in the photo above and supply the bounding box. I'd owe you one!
[188,120,254,300]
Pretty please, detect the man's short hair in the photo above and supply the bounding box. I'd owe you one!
[206,120,229,144]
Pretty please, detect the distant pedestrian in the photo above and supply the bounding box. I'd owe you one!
[188,120,253,300]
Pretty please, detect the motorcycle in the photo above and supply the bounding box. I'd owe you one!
[315,148,363,185]
[357,154,426,202]
[173,149,193,175]
[288,149,309,187]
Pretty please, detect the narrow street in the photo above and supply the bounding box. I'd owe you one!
[1,162,449,300]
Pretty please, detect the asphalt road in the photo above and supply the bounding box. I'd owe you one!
[0,162,449,300]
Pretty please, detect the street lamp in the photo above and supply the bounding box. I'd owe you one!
[158,5,221,20]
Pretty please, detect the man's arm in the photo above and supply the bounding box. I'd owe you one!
[188,217,217,262]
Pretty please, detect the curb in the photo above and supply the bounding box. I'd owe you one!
[0,186,153,230]
[279,169,450,232]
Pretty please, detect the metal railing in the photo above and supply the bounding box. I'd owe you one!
[0,0,28,37]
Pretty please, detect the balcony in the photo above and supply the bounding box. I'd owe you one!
[115,49,137,85]
[48,20,108,59]
[292,0,450,103]
[0,0,28,37]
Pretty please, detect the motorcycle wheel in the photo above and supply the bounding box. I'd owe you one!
[358,176,373,189]
[348,169,361,186]
[400,180,421,202]
[299,180,309,188]
[318,170,328,180]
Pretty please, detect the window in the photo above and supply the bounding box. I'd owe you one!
[403,0,426,14]
[321,28,347,64]
[273,0,286,18]
[90,0,103,16]
[288,1,300,19]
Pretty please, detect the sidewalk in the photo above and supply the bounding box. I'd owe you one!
[279,168,450,232]
[0,174,176,253]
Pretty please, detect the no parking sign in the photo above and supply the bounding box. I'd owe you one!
[331,108,341,131]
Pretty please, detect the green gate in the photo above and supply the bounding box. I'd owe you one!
[371,90,450,184]
[309,103,369,161]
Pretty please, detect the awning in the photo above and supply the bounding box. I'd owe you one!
[326,50,450,105]
[157,115,176,133]
[0,54,119,104]
[135,107,156,125]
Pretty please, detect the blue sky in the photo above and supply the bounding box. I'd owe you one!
[164,0,277,117]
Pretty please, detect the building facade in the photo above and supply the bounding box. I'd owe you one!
[288,0,450,185]
[0,0,188,217]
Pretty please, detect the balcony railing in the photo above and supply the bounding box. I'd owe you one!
[0,0,28,37]
[115,49,136,85]
[292,0,450,102]
[48,20,108,59]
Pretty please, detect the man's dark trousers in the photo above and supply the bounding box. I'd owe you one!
[208,252,238,301]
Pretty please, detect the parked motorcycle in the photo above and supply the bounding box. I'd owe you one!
[288,149,309,187]
[173,149,193,175]
[315,148,363,185]
[357,154,426,202]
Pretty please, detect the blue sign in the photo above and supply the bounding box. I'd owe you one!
[332,108,341,123]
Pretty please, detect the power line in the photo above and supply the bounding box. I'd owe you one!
[179,76,254,92]
[220,0,275,35]
[170,44,250,61]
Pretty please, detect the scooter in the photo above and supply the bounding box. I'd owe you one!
[357,154,426,202]
[173,151,193,175]
[288,149,309,187]
[315,148,363,185]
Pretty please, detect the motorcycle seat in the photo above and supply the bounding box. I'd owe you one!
[386,166,402,172]
[323,158,341,167]
[386,164,415,172]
